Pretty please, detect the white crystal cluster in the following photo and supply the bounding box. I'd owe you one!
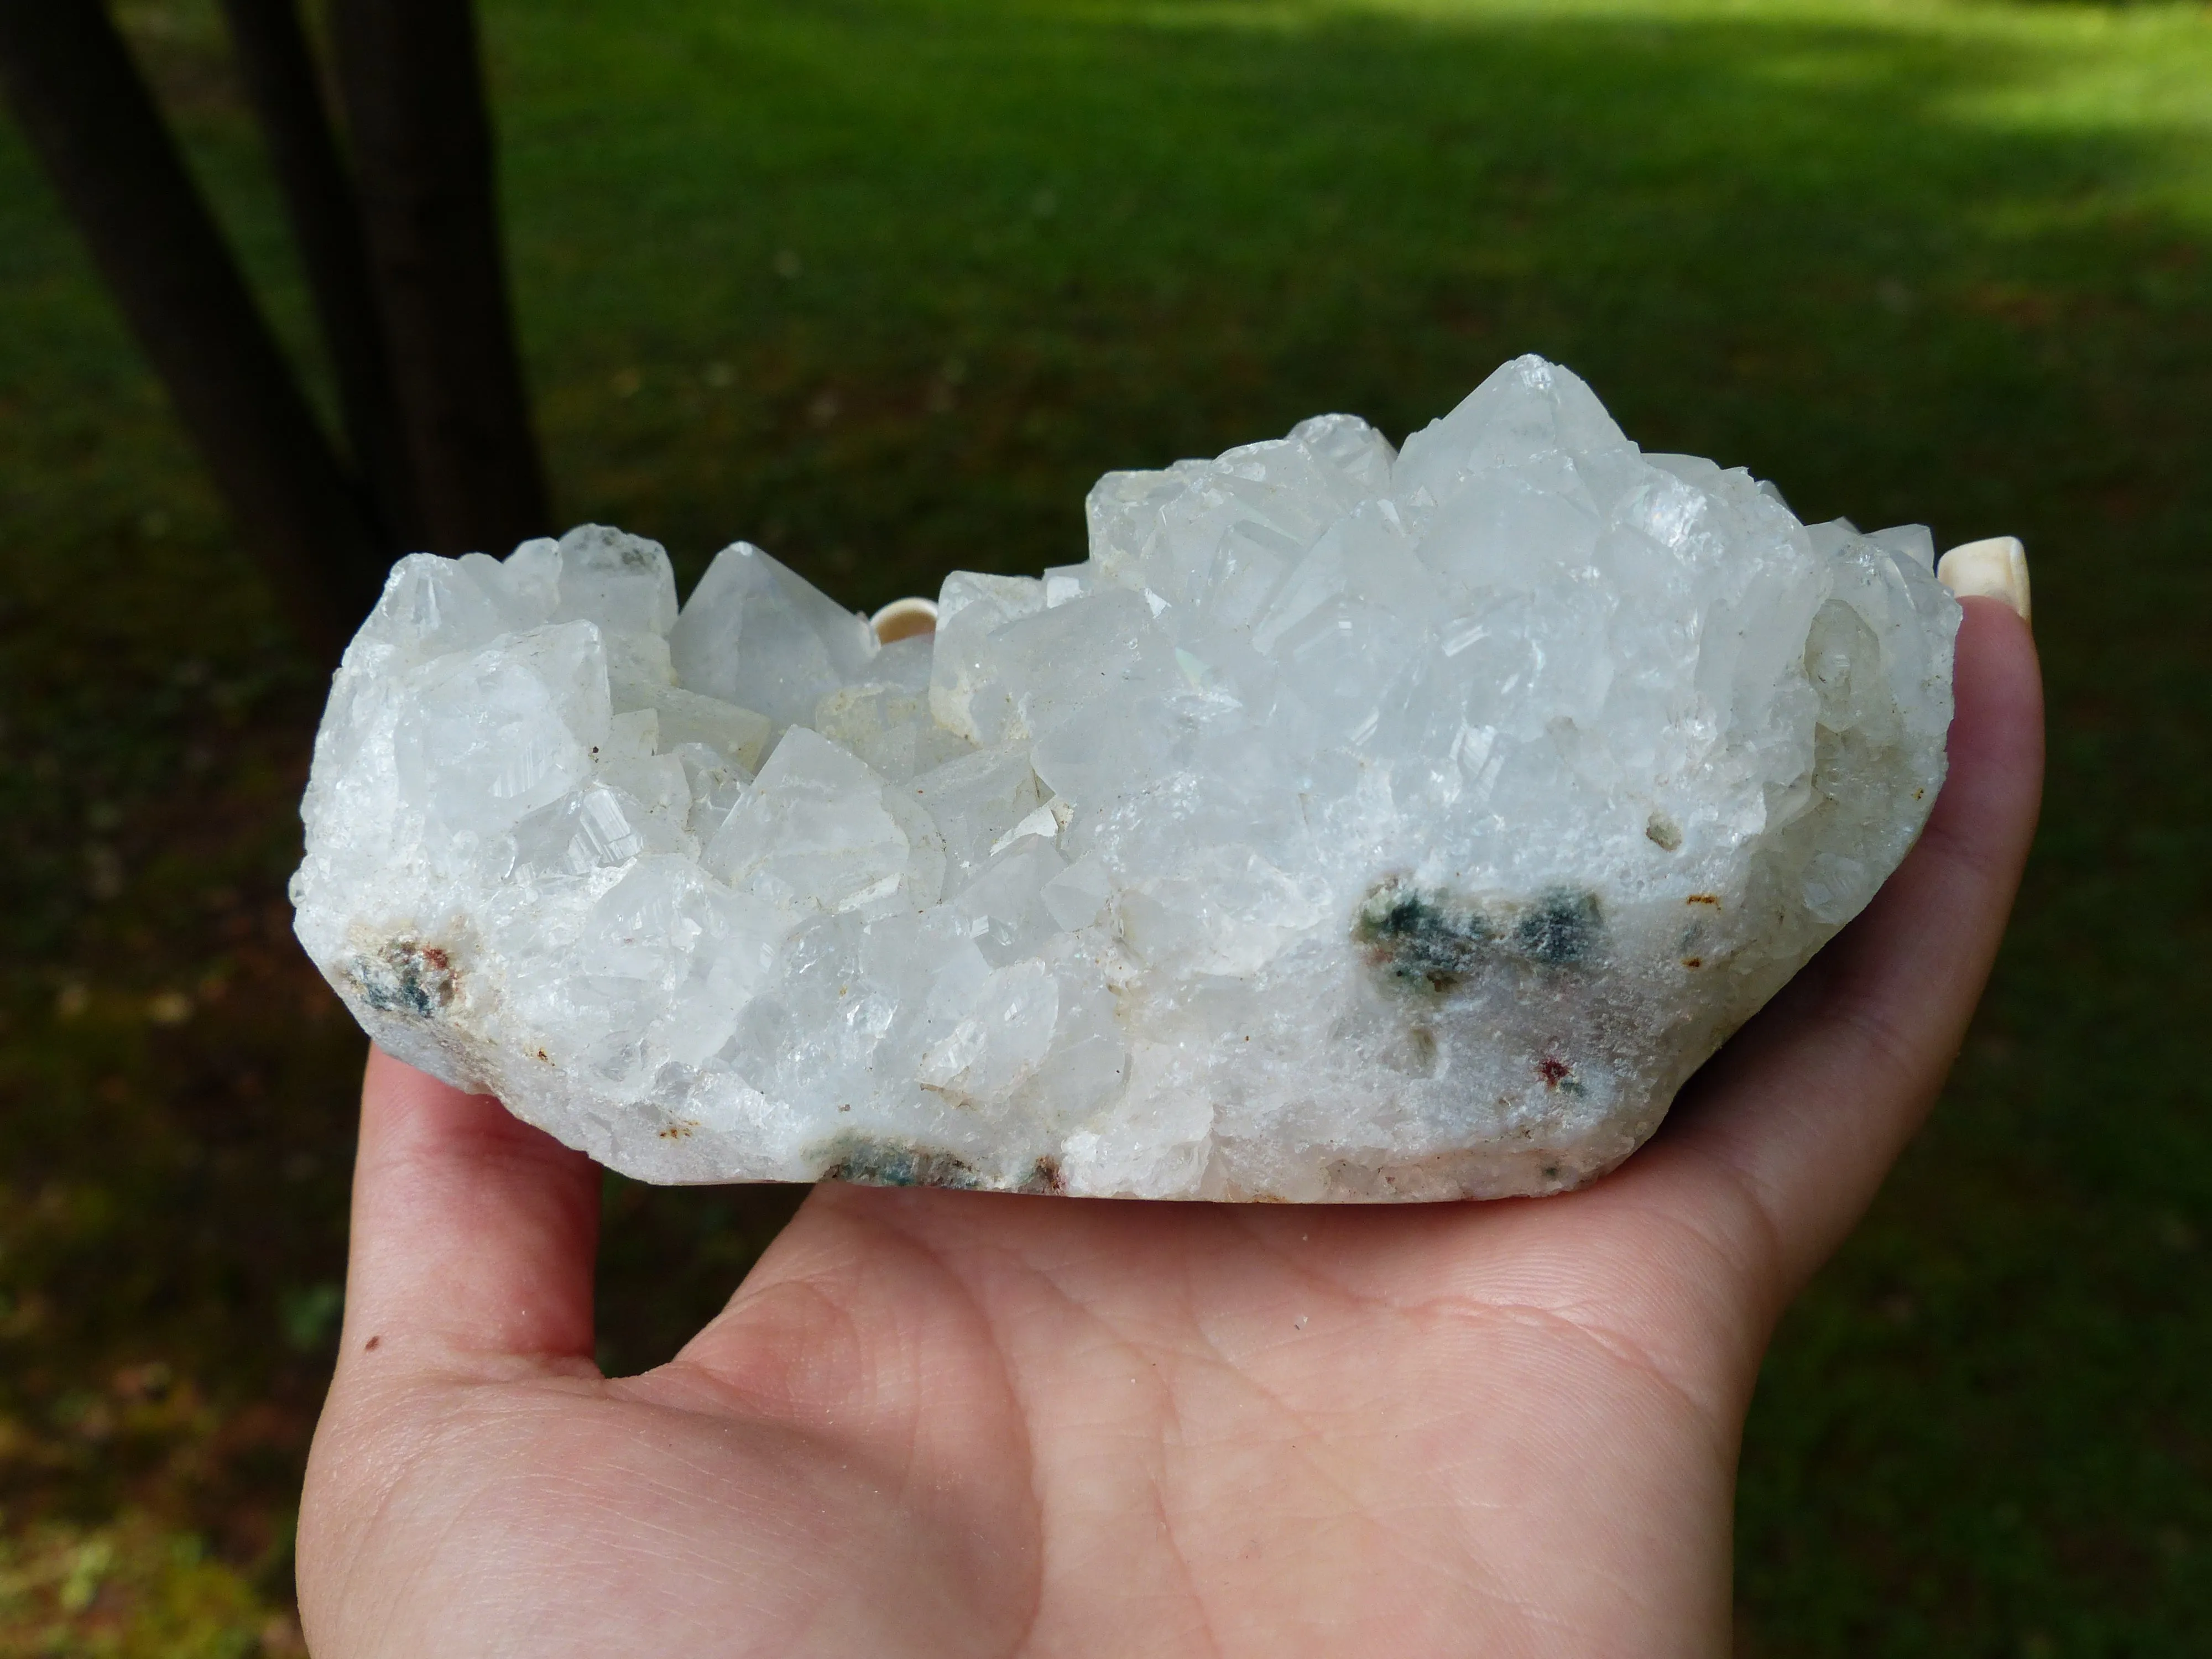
[292,356,1959,1201]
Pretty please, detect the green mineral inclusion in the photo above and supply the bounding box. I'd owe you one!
[1355,877,1603,993]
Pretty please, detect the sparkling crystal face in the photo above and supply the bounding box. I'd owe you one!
[291,355,1959,1201]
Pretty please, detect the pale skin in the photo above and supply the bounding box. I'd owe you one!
[298,599,2043,1658]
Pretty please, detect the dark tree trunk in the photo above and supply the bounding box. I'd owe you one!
[327,0,547,559]
[218,0,421,549]
[0,0,390,662]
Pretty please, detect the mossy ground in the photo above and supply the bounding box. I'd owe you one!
[2,0,2208,1650]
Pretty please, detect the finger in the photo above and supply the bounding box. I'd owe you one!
[340,1045,601,1371]
[1629,597,2044,1305]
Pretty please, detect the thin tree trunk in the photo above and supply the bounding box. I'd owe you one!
[327,0,547,559]
[0,0,389,662]
[219,0,421,550]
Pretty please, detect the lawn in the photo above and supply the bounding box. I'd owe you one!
[2,0,2208,1650]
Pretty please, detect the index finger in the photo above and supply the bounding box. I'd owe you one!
[1622,596,2045,1310]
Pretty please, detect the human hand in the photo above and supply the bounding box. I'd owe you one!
[297,598,2042,1658]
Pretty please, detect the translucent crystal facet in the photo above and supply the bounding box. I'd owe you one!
[292,359,1959,1200]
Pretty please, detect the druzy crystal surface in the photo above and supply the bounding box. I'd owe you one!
[291,356,1959,1201]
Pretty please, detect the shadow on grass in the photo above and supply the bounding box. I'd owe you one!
[0,0,2205,1650]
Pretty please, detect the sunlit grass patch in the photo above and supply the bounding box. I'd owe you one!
[0,1514,299,1658]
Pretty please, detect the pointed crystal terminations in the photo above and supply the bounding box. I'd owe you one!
[291,357,1960,1201]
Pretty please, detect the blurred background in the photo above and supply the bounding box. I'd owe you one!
[1,0,2206,1651]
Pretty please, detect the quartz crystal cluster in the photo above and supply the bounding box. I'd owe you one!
[292,355,1959,1201]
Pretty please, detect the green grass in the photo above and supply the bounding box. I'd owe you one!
[2,0,2209,1650]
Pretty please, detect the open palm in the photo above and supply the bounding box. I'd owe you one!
[299,603,2041,1658]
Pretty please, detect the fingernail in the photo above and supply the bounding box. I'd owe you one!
[870,596,938,644]
[1937,536,2032,625]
